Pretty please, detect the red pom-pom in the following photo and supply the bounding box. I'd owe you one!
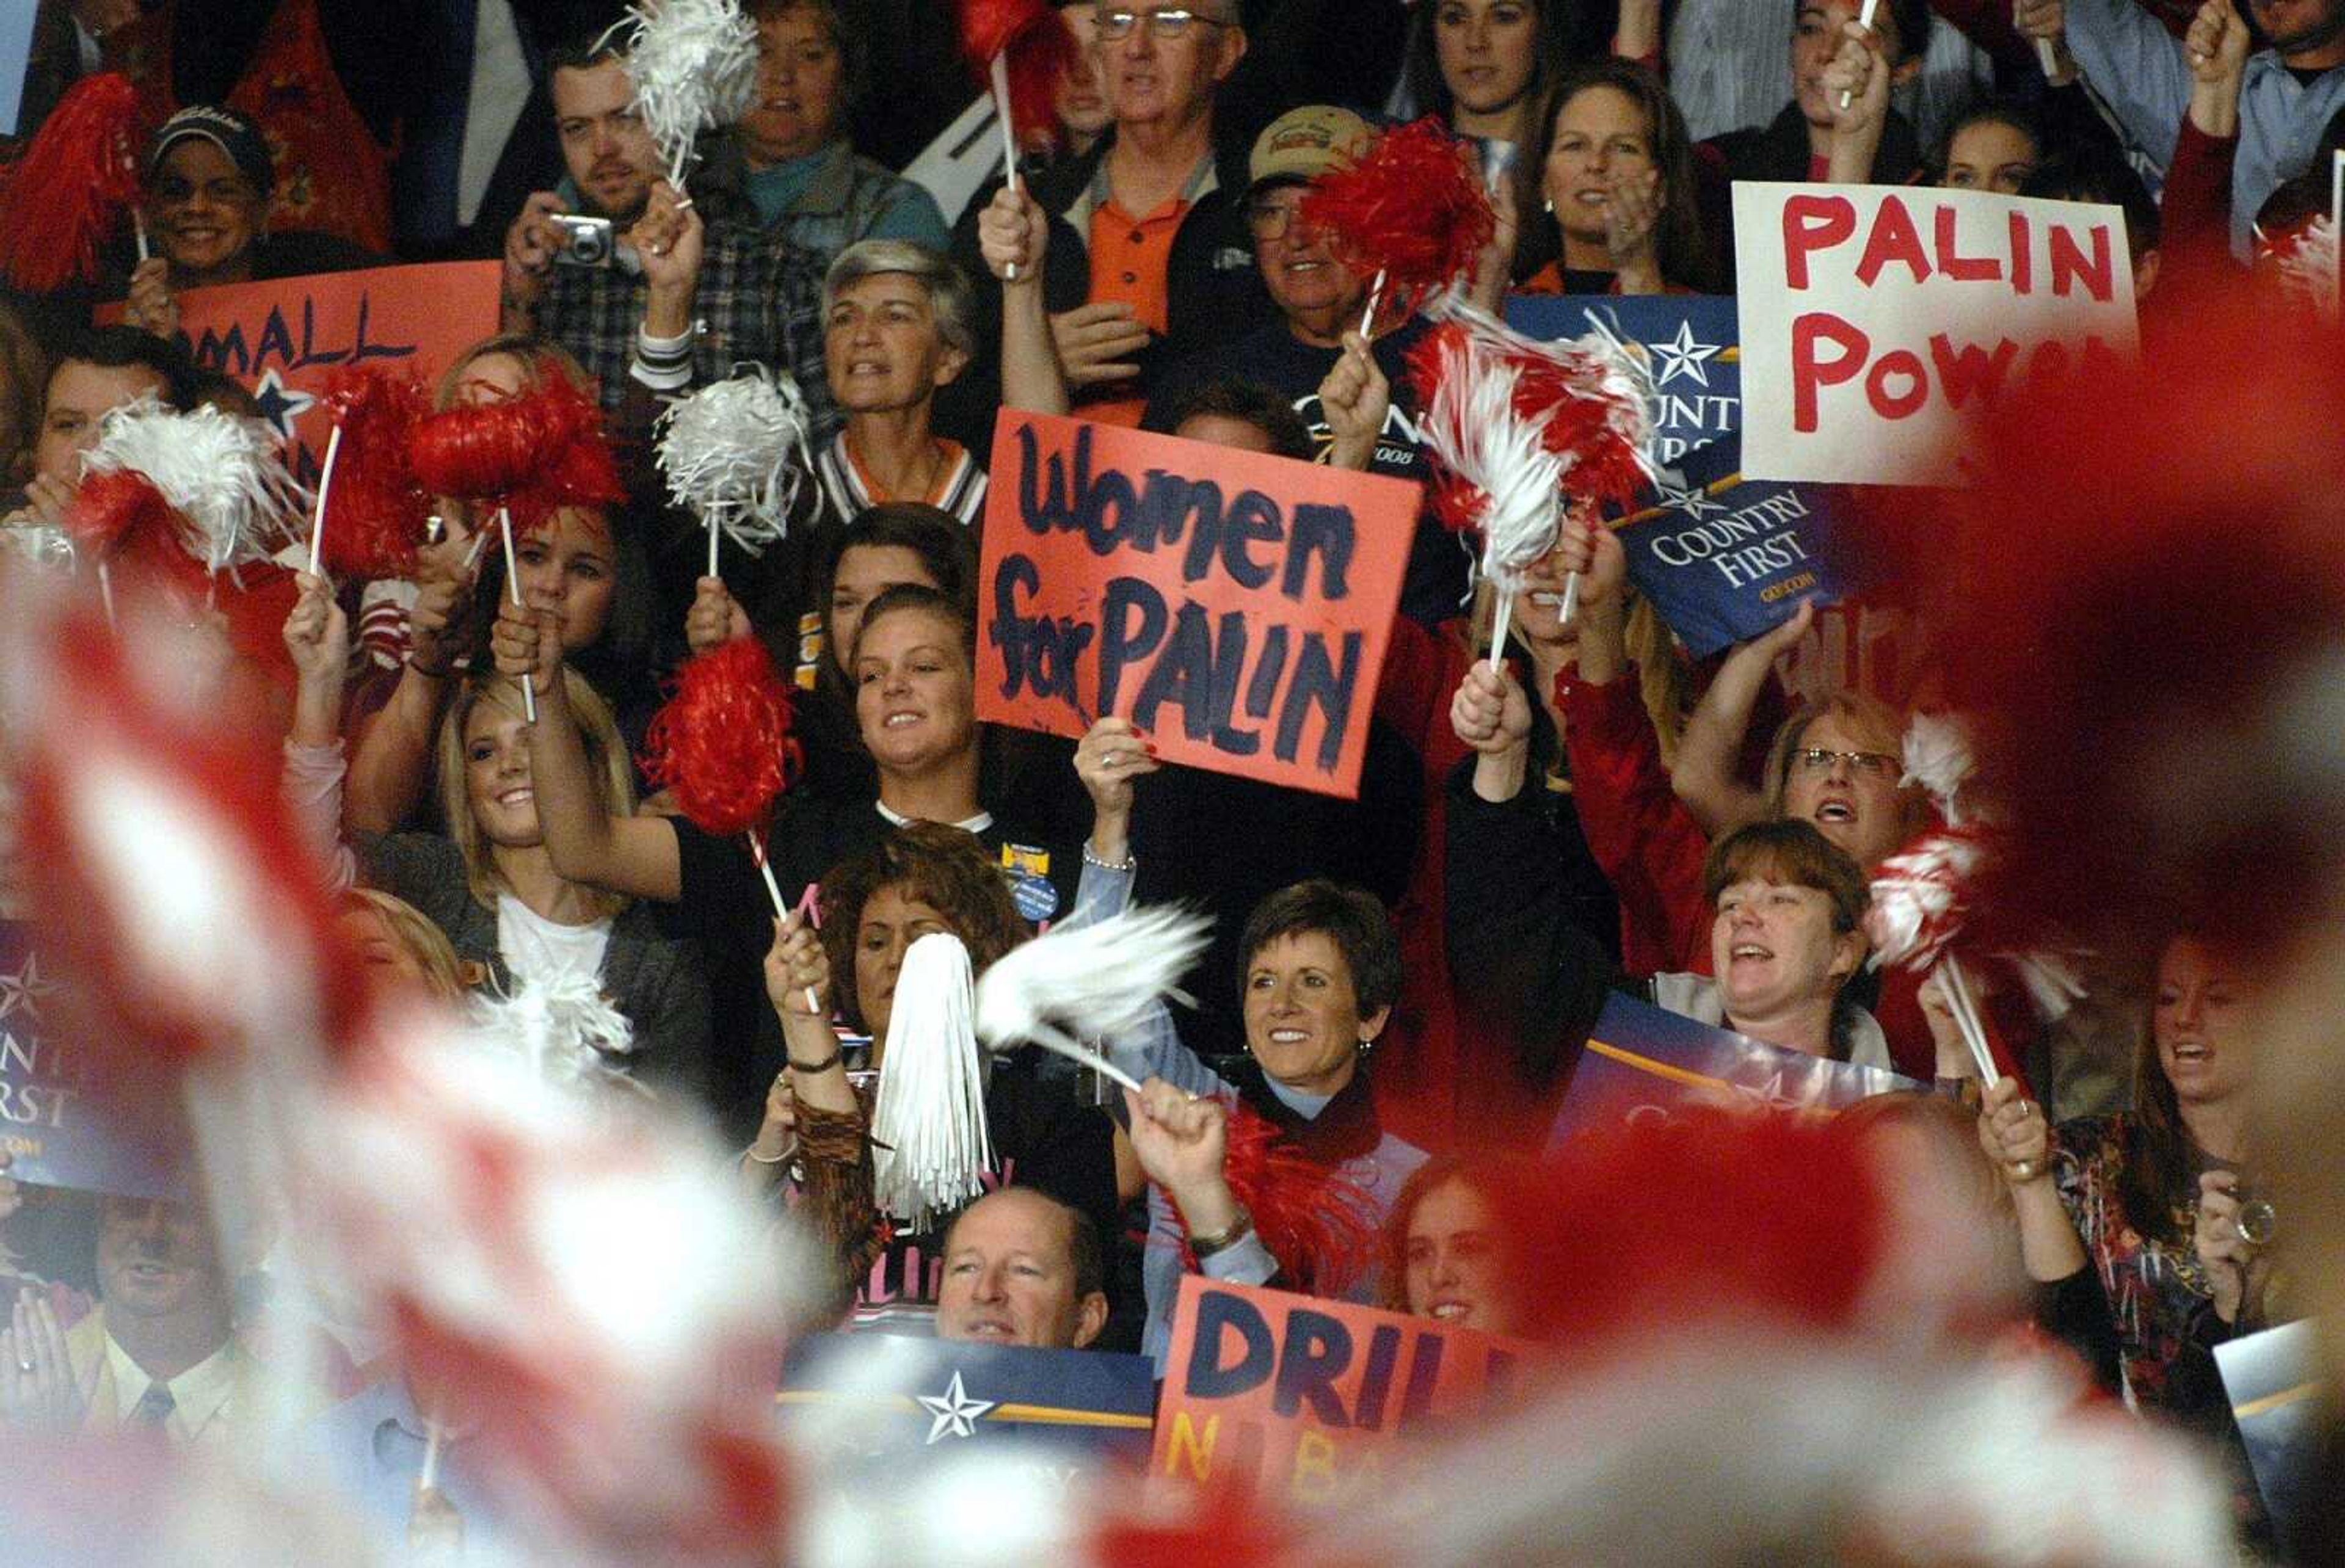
[409,376,621,535]
[0,74,144,293]
[638,637,800,838]
[1163,1098,1381,1296]
[67,470,175,563]
[1301,117,1494,318]
[318,365,434,582]
[958,0,1079,151]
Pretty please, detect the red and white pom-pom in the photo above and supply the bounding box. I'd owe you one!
[0,73,143,293]
[1405,320,1569,586]
[409,375,621,535]
[0,578,368,1070]
[1160,1097,1382,1296]
[1425,296,1656,505]
[654,372,812,556]
[1301,117,1494,318]
[79,396,306,573]
[317,364,434,582]
[620,0,761,181]
[2271,214,2338,321]
[1865,829,1988,973]
[958,0,1080,151]
[304,1018,799,1563]
[638,636,799,838]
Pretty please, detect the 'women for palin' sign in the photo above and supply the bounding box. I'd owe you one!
[1733,184,2140,485]
[979,413,1417,798]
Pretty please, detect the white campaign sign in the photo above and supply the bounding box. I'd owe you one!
[1732,183,2140,486]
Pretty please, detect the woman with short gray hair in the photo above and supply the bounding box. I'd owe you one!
[813,241,987,531]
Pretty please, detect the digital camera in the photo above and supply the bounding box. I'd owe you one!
[551,213,615,268]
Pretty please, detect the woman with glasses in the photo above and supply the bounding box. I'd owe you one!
[1447,503,1957,1080]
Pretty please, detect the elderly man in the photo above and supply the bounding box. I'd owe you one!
[500,30,835,434]
[933,1188,1110,1351]
[1,1195,248,1446]
[951,0,1273,429]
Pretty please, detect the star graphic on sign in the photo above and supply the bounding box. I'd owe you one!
[0,953,57,1026]
[916,1371,997,1443]
[1648,319,1724,390]
[250,369,316,441]
[1654,473,1727,519]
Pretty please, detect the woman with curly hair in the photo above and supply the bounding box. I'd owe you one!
[747,823,1130,1329]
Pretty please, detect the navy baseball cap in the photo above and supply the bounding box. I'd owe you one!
[145,104,274,196]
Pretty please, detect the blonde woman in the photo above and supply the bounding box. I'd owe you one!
[282,572,711,1095]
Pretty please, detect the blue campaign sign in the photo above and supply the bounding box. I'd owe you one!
[777,1332,1157,1484]
[0,921,189,1200]
[1504,294,1742,465]
[1613,430,1844,659]
[2215,1319,2324,1544]
[1546,992,1913,1155]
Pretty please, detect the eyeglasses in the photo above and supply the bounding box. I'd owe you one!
[1243,195,1309,239]
[1791,747,1900,779]
[1096,6,1229,41]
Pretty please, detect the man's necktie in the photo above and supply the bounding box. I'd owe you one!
[125,1381,175,1430]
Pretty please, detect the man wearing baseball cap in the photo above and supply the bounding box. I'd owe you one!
[1141,104,1465,628]
[118,105,380,343]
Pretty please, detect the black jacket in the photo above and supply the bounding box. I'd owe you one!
[1698,103,1924,287]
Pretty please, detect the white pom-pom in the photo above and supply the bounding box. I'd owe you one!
[2275,215,2338,321]
[468,967,637,1089]
[623,0,762,182]
[972,903,1212,1078]
[1899,711,1975,823]
[868,933,992,1232]
[81,395,304,572]
[655,371,812,555]
[2007,950,2087,1022]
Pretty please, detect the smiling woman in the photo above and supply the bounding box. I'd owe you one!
[112,105,381,343]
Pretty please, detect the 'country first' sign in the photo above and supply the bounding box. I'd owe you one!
[1734,184,2139,485]
[980,412,1416,799]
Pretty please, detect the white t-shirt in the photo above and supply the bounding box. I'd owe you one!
[496,894,612,989]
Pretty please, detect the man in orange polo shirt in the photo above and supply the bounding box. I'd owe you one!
[950,1,1276,427]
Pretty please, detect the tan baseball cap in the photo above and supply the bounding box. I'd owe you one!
[1248,106,1373,192]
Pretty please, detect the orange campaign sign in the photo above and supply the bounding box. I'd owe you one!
[978,411,1419,799]
[1150,1276,1531,1506]
[101,261,503,487]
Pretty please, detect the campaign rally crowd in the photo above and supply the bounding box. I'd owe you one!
[0,0,2342,1563]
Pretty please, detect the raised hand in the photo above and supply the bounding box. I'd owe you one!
[978,184,1051,283]
[685,576,752,655]
[1450,659,1532,757]
[1317,331,1390,473]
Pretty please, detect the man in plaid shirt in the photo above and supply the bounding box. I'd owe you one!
[498,33,840,441]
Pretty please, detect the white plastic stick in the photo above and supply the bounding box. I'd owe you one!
[1841,0,1880,109]
[500,506,536,724]
[133,212,150,264]
[992,53,1024,283]
[2034,36,2059,78]
[306,424,344,577]
[749,829,821,1015]
[1357,267,1387,338]
[96,561,116,628]
[1938,953,2001,1086]
[707,508,721,579]
[1488,583,1514,667]
[1558,568,1582,626]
